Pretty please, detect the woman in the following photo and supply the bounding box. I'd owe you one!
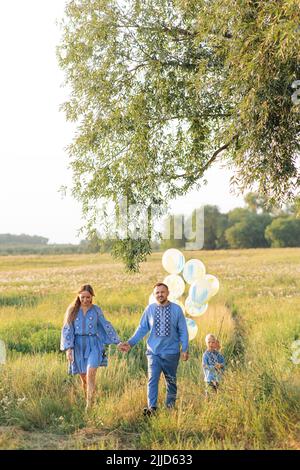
[60,284,121,410]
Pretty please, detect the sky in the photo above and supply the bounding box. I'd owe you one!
[0,0,246,244]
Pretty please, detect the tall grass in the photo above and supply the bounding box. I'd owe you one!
[0,249,299,449]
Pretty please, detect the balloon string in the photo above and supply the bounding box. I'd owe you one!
[217,314,225,340]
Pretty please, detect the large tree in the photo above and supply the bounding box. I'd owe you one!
[265,217,300,247]
[225,212,272,248]
[58,0,300,270]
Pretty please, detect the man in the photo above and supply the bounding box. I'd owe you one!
[119,283,189,416]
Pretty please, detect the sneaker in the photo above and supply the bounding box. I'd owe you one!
[143,407,157,417]
[166,402,176,410]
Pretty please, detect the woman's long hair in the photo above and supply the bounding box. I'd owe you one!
[64,284,95,325]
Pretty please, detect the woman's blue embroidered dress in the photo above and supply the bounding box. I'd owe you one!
[60,304,120,374]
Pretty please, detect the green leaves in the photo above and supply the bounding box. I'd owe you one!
[58,0,300,270]
[196,0,300,203]
[111,238,152,272]
[265,217,300,247]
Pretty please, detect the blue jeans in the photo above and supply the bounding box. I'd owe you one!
[147,353,180,408]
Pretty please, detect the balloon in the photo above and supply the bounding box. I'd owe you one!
[183,259,206,284]
[189,279,210,305]
[203,274,220,297]
[148,293,156,305]
[189,274,220,304]
[163,274,185,299]
[185,297,208,317]
[162,249,185,274]
[0,340,6,365]
[186,318,198,341]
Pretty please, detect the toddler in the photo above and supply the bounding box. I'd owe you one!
[202,334,225,394]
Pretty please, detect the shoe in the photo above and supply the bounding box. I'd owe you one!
[143,407,157,417]
[166,402,176,410]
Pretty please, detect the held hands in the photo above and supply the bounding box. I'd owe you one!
[181,351,189,361]
[117,342,131,353]
[66,348,74,363]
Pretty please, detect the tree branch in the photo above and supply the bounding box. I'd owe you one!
[170,133,239,180]
[154,59,198,69]
[111,22,197,38]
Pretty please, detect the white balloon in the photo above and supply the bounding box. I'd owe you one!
[203,274,220,297]
[186,318,198,341]
[183,259,206,284]
[0,340,6,365]
[163,274,185,299]
[189,279,210,305]
[185,297,208,317]
[148,293,156,305]
[162,249,185,274]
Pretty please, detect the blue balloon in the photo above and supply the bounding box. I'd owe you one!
[183,259,206,284]
[185,297,208,317]
[186,318,198,341]
[189,282,209,305]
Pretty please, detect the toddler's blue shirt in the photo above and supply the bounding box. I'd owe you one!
[202,350,225,383]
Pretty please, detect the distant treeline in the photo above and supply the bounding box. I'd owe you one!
[1,193,299,255]
[0,235,97,255]
[161,193,300,250]
[0,244,92,255]
[0,234,49,245]
[90,192,300,253]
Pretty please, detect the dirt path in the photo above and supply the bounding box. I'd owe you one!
[0,425,138,450]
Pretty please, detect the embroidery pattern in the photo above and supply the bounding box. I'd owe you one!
[155,304,171,337]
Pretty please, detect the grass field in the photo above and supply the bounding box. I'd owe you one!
[0,248,299,450]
